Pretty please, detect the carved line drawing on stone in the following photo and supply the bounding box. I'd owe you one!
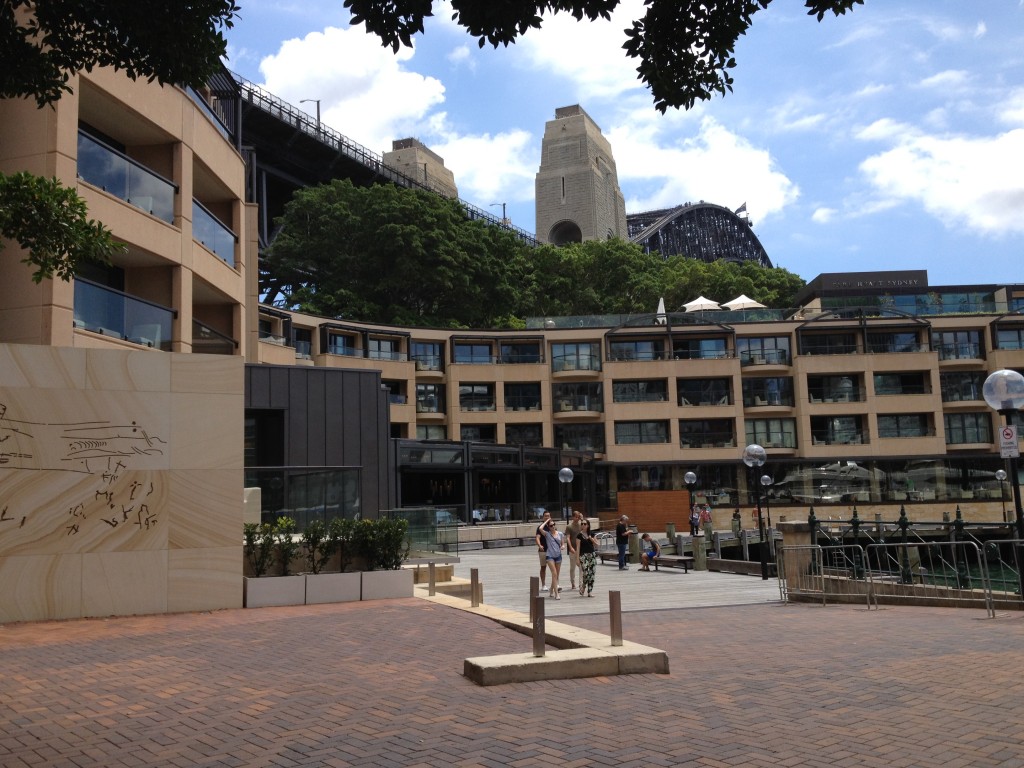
[0,401,166,473]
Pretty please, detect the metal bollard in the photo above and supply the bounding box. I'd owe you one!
[428,562,436,596]
[470,568,480,607]
[609,590,623,647]
[533,595,546,657]
[529,576,539,623]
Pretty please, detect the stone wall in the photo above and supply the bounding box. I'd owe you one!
[0,344,244,622]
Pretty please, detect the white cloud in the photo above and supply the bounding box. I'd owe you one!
[998,88,1024,127]
[858,129,1024,234]
[609,116,799,221]
[258,26,446,151]
[447,45,473,67]
[918,69,970,89]
[812,207,837,224]
[428,126,538,205]
[855,118,912,142]
[974,21,987,38]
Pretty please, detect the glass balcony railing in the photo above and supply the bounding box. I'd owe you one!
[77,131,175,223]
[243,466,361,530]
[413,355,443,371]
[368,349,408,362]
[192,201,236,266]
[935,342,982,361]
[739,349,790,366]
[73,278,174,350]
[750,432,798,448]
[327,343,360,357]
[680,434,736,449]
[552,354,601,372]
[192,319,236,355]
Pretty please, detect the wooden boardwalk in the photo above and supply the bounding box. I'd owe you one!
[452,546,781,618]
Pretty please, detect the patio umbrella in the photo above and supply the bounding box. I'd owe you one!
[682,295,722,312]
[722,294,766,310]
[655,296,667,325]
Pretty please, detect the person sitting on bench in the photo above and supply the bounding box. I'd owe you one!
[639,533,661,571]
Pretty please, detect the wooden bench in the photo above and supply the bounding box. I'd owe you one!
[598,551,621,566]
[650,555,694,573]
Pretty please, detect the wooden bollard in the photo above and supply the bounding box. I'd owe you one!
[533,595,546,657]
[609,590,623,647]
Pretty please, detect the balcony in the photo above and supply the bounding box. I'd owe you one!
[413,355,444,373]
[77,131,175,223]
[680,434,736,449]
[368,349,409,362]
[192,201,236,266]
[935,342,983,362]
[810,433,866,446]
[192,319,237,355]
[739,349,790,366]
[552,354,601,373]
[73,278,174,350]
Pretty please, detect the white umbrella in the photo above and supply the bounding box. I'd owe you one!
[682,295,722,312]
[722,294,766,310]
[655,296,667,325]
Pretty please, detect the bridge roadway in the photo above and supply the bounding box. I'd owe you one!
[451,545,782,618]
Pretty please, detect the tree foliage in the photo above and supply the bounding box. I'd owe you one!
[264,179,805,326]
[0,171,122,282]
[344,0,864,112]
[1,0,239,106]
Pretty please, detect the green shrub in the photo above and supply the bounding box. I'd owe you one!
[243,522,275,577]
[301,519,334,575]
[352,517,409,571]
[328,517,356,571]
[273,516,299,576]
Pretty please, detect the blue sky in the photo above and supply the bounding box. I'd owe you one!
[224,0,1024,287]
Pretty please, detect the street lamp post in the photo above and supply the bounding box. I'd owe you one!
[982,369,1024,597]
[742,444,769,580]
[996,469,1008,523]
[300,98,321,129]
[490,202,508,225]
[558,467,574,521]
[684,471,697,532]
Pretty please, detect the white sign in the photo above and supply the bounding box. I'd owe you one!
[1000,425,1020,458]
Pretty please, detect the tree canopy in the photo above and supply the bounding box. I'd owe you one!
[1,0,239,281]
[344,0,864,112]
[264,179,805,327]
[1,0,239,105]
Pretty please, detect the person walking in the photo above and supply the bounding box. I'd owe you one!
[564,509,584,591]
[689,504,701,536]
[615,515,631,570]
[538,519,564,598]
[535,511,552,591]
[577,519,599,596]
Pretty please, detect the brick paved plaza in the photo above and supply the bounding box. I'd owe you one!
[2,593,1023,767]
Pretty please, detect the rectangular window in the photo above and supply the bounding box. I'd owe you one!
[672,337,729,360]
[453,342,493,364]
[459,383,495,411]
[460,424,496,443]
[367,337,403,361]
[614,421,669,445]
[996,327,1024,350]
[612,379,668,403]
[415,383,445,413]
[801,332,857,356]
[677,378,731,406]
[505,423,543,447]
[745,418,797,448]
[552,382,603,411]
[867,332,921,353]
[809,416,864,446]
[944,413,992,444]
[293,327,313,357]
[500,341,541,363]
[737,336,790,365]
[742,377,793,407]
[609,339,665,361]
[415,424,447,440]
[807,375,861,403]
[554,423,604,452]
[551,342,600,372]
[877,414,929,438]
[939,371,984,402]
[679,419,735,448]
[874,372,929,396]
[411,341,443,371]
[504,383,541,410]
[931,330,982,360]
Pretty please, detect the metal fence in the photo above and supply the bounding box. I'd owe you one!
[778,539,1020,618]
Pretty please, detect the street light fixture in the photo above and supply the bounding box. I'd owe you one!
[742,444,769,580]
[558,466,574,520]
[983,369,1024,597]
[300,98,321,129]
[996,469,1008,523]
[490,202,508,224]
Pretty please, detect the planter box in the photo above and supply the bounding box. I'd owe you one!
[305,572,361,605]
[361,569,414,600]
[243,575,306,608]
